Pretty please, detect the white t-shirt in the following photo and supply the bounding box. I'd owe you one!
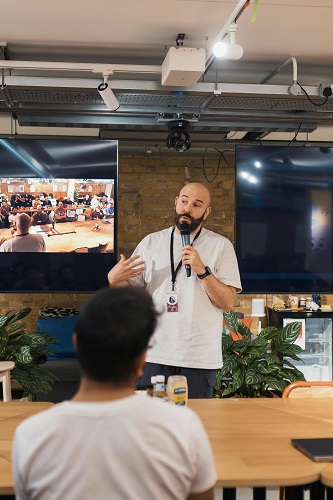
[8,213,18,227]
[128,227,242,369]
[0,233,46,252]
[13,395,216,500]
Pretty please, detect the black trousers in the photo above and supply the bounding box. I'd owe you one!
[137,362,216,399]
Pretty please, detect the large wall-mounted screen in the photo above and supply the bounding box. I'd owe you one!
[236,145,333,293]
[0,138,118,292]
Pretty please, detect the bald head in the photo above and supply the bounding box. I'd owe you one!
[178,183,211,207]
[16,213,32,235]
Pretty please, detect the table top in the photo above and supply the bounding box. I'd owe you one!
[188,398,333,489]
[3,399,333,494]
[0,402,53,494]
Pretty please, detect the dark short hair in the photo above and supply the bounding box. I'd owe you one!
[75,287,159,382]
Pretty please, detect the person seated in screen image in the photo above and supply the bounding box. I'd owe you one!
[90,205,104,220]
[31,196,41,210]
[53,201,67,222]
[0,200,10,228]
[8,207,19,229]
[42,195,52,208]
[12,287,216,500]
[103,202,114,218]
[31,204,49,226]
[63,196,74,207]
[11,194,24,209]
[0,213,46,252]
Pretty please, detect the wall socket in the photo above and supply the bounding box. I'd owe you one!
[319,83,333,97]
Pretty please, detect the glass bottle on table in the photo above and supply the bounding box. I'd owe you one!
[153,375,167,400]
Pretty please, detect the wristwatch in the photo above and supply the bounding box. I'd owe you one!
[197,266,212,279]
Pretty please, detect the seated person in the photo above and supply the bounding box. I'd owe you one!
[90,195,99,209]
[83,194,91,206]
[0,213,46,252]
[11,194,24,209]
[54,201,67,222]
[8,207,19,229]
[90,205,104,220]
[63,196,74,207]
[100,195,108,206]
[103,203,114,218]
[0,201,10,229]
[31,196,41,209]
[31,204,49,226]
[13,287,216,500]
[22,194,32,207]
[42,195,53,208]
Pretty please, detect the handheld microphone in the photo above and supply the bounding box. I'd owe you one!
[179,222,191,277]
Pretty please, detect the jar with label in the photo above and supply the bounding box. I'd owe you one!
[166,375,188,406]
[153,375,167,400]
[299,297,306,308]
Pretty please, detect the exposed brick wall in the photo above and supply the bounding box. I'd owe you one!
[118,154,235,257]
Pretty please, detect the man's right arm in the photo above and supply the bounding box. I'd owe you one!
[108,254,145,287]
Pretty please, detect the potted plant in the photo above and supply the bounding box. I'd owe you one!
[0,306,57,396]
[215,310,306,398]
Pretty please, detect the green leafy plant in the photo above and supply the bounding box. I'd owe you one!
[215,310,306,398]
[0,307,57,396]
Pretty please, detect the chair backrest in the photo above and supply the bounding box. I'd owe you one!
[282,381,333,398]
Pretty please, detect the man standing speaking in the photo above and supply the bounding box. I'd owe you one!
[108,182,241,398]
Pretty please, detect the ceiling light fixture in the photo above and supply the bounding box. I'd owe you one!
[212,23,243,60]
[97,75,120,111]
[166,120,191,153]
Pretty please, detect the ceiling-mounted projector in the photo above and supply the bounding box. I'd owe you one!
[161,47,205,87]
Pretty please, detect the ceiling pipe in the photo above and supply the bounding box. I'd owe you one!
[260,56,298,85]
[0,60,161,75]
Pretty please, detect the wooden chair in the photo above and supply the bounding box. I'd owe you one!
[281,381,333,500]
[282,381,333,399]
[0,361,15,402]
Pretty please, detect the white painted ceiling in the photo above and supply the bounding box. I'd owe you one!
[0,0,333,154]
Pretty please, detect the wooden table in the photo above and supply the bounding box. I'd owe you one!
[0,402,53,495]
[188,398,333,498]
[3,399,333,498]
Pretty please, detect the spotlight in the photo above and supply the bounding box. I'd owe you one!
[97,76,120,111]
[212,23,243,60]
[166,120,191,153]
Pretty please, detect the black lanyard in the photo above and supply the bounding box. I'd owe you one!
[170,227,202,291]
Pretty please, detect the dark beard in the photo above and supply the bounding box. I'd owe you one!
[173,209,205,233]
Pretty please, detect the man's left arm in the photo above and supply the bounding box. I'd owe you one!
[197,274,236,311]
[181,244,239,311]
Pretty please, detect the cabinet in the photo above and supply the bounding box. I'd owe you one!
[269,308,333,381]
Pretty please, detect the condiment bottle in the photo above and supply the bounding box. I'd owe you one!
[306,297,312,310]
[166,375,188,406]
[146,383,154,397]
[153,375,167,400]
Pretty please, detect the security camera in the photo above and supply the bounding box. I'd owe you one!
[166,120,191,153]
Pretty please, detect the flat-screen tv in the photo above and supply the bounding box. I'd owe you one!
[0,138,117,292]
[236,145,333,293]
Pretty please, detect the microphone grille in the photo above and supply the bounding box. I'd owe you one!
[179,222,190,233]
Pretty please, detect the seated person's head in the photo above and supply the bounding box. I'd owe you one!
[16,213,31,234]
[74,287,159,384]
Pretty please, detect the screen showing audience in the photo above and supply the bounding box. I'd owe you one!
[0,138,118,292]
